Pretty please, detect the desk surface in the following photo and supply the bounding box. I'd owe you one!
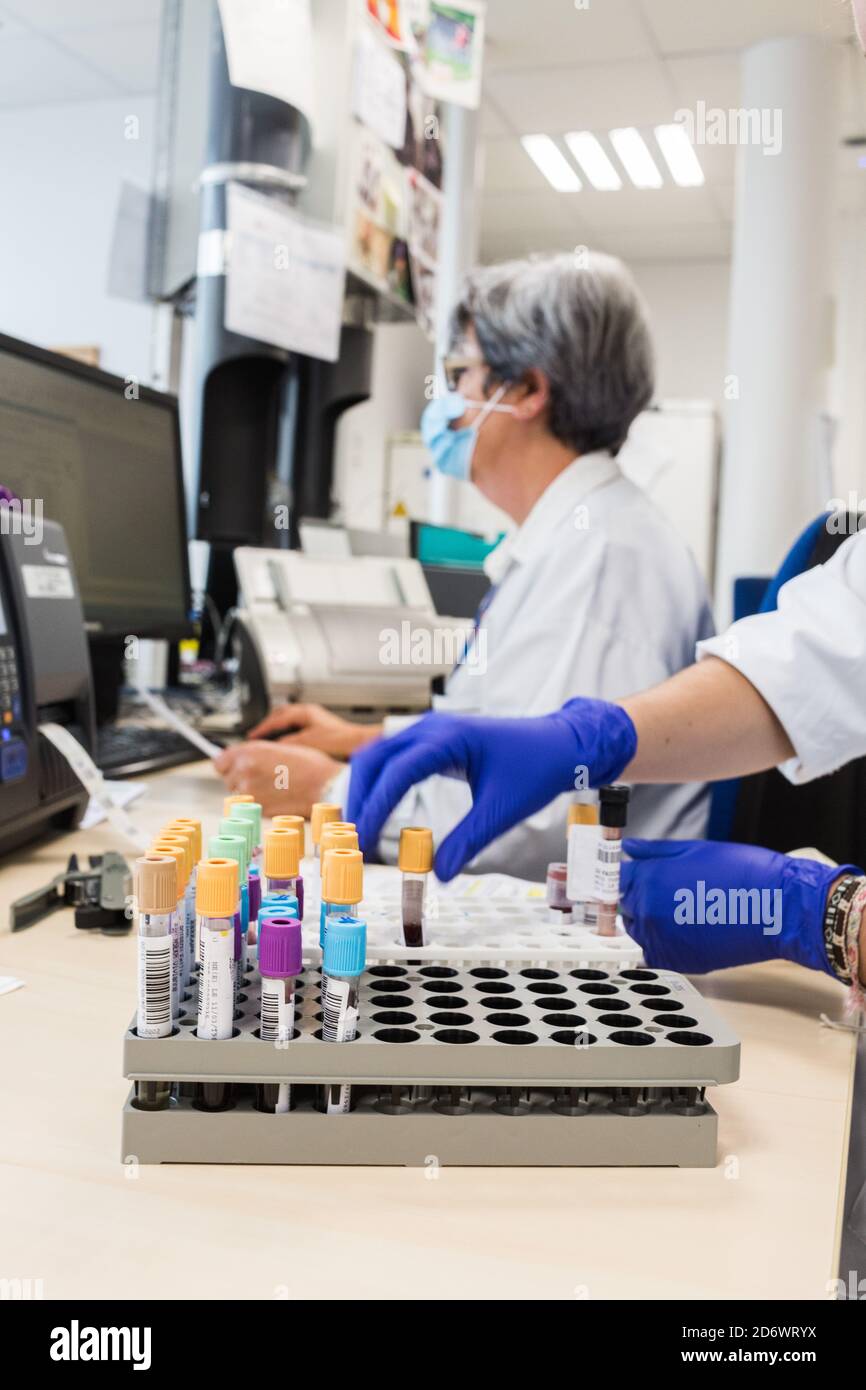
[0,762,856,1301]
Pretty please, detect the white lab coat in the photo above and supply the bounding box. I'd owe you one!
[334,451,715,881]
[697,527,866,783]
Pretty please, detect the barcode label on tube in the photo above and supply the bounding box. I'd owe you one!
[322,976,356,1041]
[260,981,294,1042]
[593,841,622,904]
[137,934,172,1036]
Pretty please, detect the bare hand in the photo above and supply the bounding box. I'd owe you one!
[246,702,381,759]
[213,741,341,817]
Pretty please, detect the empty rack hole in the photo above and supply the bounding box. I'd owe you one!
[608,1031,655,1046]
[421,980,462,994]
[479,995,522,1010]
[531,996,577,1011]
[578,982,617,995]
[520,968,558,979]
[630,983,670,996]
[486,1012,530,1026]
[597,1013,642,1028]
[370,994,412,1008]
[428,1011,473,1026]
[526,981,567,995]
[469,967,508,979]
[667,1030,713,1046]
[373,1028,419,1043]
[619,969,658,980]
[433,1029,479,1044]
[642,998,683,1012]
[371,978,412,993]
[570,969,608,980]
[491,1030,537,1045]
[543,1012,588,1027]
[551,1030,597,1047]
[585,996,629,1011]
[423,995,469,1009]
[371,1011,417,1025]
[419,966,458,978]
[656,1014,698,1029]
[472,980,514,994]
[367,965,408,977]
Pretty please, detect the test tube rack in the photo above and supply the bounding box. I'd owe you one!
[122,964,740,1168]
[304,864,643,968]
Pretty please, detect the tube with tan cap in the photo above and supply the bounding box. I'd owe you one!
[163,822,200,984]
[310,802,342,871]
[399,827,433,948]
[264,826,301,898]
[150,838,188,1018]
[273,814,307,918]
[134,853,177,1111]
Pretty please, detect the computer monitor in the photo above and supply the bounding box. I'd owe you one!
[0,332,191,641]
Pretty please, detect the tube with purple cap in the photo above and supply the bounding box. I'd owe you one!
[257,915,302,1114]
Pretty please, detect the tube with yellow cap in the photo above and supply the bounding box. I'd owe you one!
[273,814,306,918]
[320,846,363,954]
[195,857,239,1111]
[398,827,433,949]
[134,853,177,1110]
[150,836,189,1017]
[566,793,600,926]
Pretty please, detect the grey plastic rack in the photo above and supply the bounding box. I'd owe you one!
[121,964,740,1168]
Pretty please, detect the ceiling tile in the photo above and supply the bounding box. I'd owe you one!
[486,59,675,134]
[485,0,654,71]
[481,136,565,193]
[665,53,742,113]
[639,0,854,55]
[0,34,119,105]
[594,221,734,262]
[577,183,722,230]
[55,20,161,93]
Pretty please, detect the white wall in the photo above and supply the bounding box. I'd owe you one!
[0,96,156,383]
[332,320,434,530]
[631,259,731,417]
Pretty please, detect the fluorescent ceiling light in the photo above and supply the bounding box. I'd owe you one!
[654,123,705,186]
[564,131,622,190]
[609,127,663,189]
[520,134,582,192]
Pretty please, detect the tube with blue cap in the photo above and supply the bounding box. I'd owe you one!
[320,914,366,1115]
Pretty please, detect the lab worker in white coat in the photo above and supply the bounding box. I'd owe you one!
[225,251,715,878]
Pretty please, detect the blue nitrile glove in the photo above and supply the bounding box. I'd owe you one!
[347,698,637,881]
[620,838,862,976]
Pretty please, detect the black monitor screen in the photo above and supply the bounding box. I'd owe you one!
[0,336,190,638]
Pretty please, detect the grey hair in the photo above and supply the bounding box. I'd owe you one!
[450,251,655,456]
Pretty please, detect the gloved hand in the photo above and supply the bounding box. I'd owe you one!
[620,838,861,976]
[348,698,637,880]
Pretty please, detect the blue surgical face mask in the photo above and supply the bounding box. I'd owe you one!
[420,385,514,481]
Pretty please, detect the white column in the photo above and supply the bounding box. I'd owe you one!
[832,207,866,508]
[715,37,839,622]
[429,100,481,527]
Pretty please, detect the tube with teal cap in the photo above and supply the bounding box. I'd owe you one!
[208,832,249,999]
[321,914,366,1115]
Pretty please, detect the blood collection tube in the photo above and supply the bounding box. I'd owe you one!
[320,914,366,1115]
[195,857,239,1111]
[134,853,177,1110]
[319,826,359,944]
[320,847,363,955]
[150,837,188,1018]
[398,826,433,948]
[256,915,302,1114]
[566,795,599,925]
[264,826,302,901]
[272,814,306,919]
[208,833,249,1004]
[593,784,631,937]
[311,802,342,874]
[164,821,201,984]
[229,800,263,869]
[545,862,573,922]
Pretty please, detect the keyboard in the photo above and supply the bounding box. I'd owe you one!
[96,723,219,779]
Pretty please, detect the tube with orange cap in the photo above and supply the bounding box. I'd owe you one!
[161,822,200,987]
[398,827,433,949]
[150,836,189,1017]
[273,814,306,918]
[134,853,177,1110]
[320,847,363,954]
[195,857,239,1110]
[263,826,301,900]
[310,801,341,875]
[318,825,359,943]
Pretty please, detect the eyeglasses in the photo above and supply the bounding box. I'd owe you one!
[441,352,483,393]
